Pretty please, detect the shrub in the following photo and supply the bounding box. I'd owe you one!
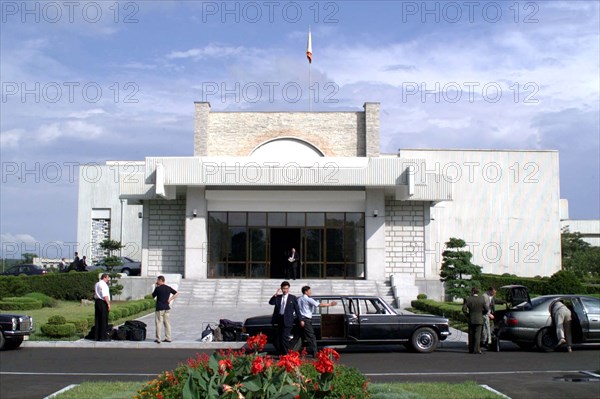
[0,297,43,310]
[544,270,583,294]
[417,293,427,300]
[47,315,67,325]
[41,323,76,337]
[25,292,58,307]
[66,319,89,334]
[0,272,97,300]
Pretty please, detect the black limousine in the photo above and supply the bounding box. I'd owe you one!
[243,295,450,353]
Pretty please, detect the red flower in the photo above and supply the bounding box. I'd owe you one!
[314,348,339,374]
[276,350,301,372]
[246,333,268,352]
[251,356,265,374]
[218,359,233,374]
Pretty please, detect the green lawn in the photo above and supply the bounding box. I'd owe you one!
[54,381,505,399]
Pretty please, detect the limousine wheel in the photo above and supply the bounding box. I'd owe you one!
[411,327,438,353]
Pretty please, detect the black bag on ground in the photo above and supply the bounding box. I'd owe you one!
[112,327,128,341]
[124,320,147,341]
[219,319,243,342]
[85,324,113,340]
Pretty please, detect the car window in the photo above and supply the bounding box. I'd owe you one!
[314,298,344,315]
[358,298,389,315]
[580,297,600,314]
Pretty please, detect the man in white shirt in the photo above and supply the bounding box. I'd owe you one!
[297,286,337,358]
[94,273,111,341]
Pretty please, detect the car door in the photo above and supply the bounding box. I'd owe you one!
[579,296,600,341]
[356,297,397,341]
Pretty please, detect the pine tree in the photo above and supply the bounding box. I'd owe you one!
[439,237,482,299]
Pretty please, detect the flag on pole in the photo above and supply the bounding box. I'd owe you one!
[306,27,312,64]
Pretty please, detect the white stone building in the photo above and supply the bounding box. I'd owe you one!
[77,102,564,298]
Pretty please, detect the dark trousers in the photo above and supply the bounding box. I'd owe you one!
[301,317,317,357]
[468,323,483,353]
[94,299,109,341]
[275,315,293,355]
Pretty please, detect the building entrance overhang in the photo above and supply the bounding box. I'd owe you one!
[119,156,453,202]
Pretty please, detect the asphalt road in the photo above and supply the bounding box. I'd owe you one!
[1,344,599,399]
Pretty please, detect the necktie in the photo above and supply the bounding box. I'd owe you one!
[280,295,286,315]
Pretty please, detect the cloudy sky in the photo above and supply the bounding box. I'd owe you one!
[1,1,599,259]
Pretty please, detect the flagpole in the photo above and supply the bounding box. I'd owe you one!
[307,25,312,112]
[309,58,311,112]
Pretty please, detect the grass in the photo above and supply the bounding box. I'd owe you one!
[53,381,505,398]
[12,300,153,341]
[369,382,503,398]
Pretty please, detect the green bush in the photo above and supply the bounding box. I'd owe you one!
[411,299,466,323]
[0,272,97,300]
[25,292,58,307]
[66,319,89,334]
[47,315,67,325]
[544,270,583,294]
[417,293,427,300]
[41,323,76,337]
[0,297,43,310]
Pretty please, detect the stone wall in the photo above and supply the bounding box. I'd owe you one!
[194,102,380,157]
[384,199,426,277]
[146,199,185,275]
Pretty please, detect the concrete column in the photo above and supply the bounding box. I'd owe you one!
[185,187,208,279]
[141,202,150,277]
[194,102,211,156]
[364,102,380,157]
[365,188,385,280]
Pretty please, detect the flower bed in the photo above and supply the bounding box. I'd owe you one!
[135,333,370,399]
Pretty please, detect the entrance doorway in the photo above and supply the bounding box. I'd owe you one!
[270,228,301,279]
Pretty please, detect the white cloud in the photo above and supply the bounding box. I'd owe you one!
[68,109,106,119]
[166,44,245,60]
[38,121,104,142]
[0,129,25,148]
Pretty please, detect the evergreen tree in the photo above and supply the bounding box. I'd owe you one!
[99,239,124,296]
[439,237,482,299]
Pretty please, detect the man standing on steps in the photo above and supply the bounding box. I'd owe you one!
[269,280,300,355]
[152,275,179,343]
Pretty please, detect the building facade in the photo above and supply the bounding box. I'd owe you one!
[77,102,563,298]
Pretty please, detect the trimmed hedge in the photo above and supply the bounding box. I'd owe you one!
[0,272,98,300]
[25,292,58,307]
[410,299,466,323]
[479,273,600,295]
[0,296,43,310]
[38,297,155,339]
[47,315,67,325]
[66,319,89,334]
[41,323,76,337]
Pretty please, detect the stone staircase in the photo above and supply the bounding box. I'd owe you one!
[176,279,398,309]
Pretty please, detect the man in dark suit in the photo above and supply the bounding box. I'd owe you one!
[287,248,299,280]
[462,287,489,354]
[269,281,300,355]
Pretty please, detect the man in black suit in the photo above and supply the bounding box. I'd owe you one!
[462,287,489,354]
[287,248,299,280]
[269,281,300,355]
